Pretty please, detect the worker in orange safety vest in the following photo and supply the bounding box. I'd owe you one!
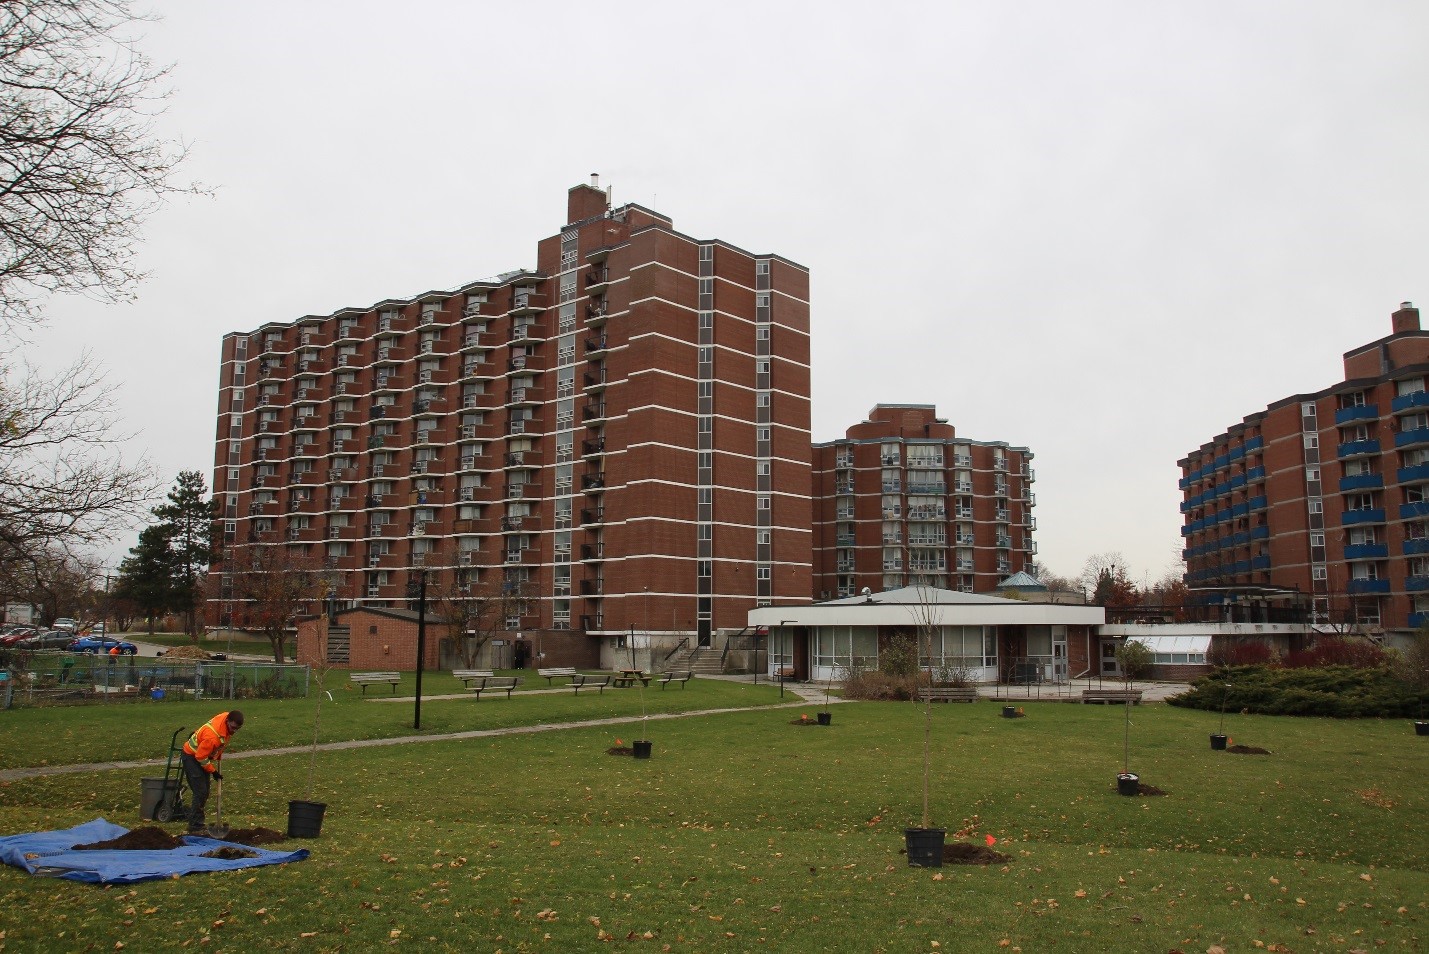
[180,710,244,835]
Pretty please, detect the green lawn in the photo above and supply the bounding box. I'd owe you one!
[0,700,1425,951]
[0,675,786,770]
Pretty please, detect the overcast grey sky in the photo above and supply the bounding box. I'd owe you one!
[25,0,1429,586]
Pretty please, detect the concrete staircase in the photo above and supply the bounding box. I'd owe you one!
[664,646,724,676]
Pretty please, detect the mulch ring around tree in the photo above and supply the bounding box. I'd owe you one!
[218,827,288,846]
[201,846,258,860]
[1227,744,1272,755]
[73,827,185,851]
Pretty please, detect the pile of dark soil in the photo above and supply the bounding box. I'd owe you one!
[943,842,1012,865]
[1135,782,1168,796]
[789,717,822,726]
[74,827,185,851]
[219,827,288,846]
[1227,744,1271,755]
[201,846,258,860]
[606,746,633,756]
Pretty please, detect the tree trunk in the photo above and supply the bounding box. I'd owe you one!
[269,633,286,664]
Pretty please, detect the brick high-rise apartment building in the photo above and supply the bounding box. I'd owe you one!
[210,180,811,653]
[1180,302,1429,634]
[811,405,1037,599]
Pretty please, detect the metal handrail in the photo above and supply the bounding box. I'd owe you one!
[662,636,690,662]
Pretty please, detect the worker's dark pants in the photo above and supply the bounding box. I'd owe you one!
[181,754,211,830]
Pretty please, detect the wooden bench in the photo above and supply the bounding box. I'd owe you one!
[537,667,578,686]
[350,672,401,695]
[774,667,797,681]
[918,686,978,703]
[657,670,693,689]
[453,669,496,688]
[571,673,611,694]
[465,675,521,699]
[1081,688,1144,705]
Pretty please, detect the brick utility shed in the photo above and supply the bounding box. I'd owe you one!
[295,607,600,671]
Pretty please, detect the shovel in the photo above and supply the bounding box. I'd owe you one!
[208,775,230,839]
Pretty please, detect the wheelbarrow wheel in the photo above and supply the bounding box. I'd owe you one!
[155,803,174,823]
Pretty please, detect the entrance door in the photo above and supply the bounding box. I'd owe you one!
[1101,640,1120,676]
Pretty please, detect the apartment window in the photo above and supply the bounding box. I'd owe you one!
[756,260,769,275]
[757,566,771,581]
[699,312,713,330]
[758,531,771,545]
[1303,435,1318,449]
[1306,466,1320,481]
[756,326,770,341]
[1310,531,1325,547]
[757,427,770,442]
[698,417,712,434]
[698,452,712,469]
[699,246,713,263]
[698,381,713,398]
[1301,402,1317,416]
[1308,499,1323,514]
[758,496,770,510]
[699,346,713,364]
[757,392,770,407]
[756,360,770,374]
[698,524,712,540]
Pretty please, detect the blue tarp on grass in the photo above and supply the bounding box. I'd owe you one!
[0,818,309,884]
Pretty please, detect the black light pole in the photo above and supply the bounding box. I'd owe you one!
[778,620,796,698]
[414,570,428,730]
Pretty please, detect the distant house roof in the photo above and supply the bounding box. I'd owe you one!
[749,586,1104,628]
[997,572,1048,591]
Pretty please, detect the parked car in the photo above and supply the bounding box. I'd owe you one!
[0,628,39,648]
[67,636,138,655]
[19,630,78,650]
[51,618,79,632]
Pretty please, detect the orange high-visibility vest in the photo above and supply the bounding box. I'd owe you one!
[183,712,234,772]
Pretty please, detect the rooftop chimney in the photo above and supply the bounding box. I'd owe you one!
[1392,301,1420,335]
[568,176,610,224]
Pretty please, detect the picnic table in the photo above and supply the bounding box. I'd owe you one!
[613,669,650,688]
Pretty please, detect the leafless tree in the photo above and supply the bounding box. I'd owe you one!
[1,0,200,330]
[0,354,156,594]
[226,544,327,663]
[429,569,528,668]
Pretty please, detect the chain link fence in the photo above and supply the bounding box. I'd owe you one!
[1,653,310,709]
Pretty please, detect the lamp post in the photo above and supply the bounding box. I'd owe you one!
[412,570,428,730]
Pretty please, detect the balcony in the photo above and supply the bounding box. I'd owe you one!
[584,335,609,355]
[1346,578,1390,594]
[1404,537,1429,555]
[581,543,604,561]
[586,302,608,325]
[994,509,1011,522]
[1398,463,1429,485]
[582,402,607,421]
[1395,428,1429,450]
[1405,576,1429,592]
[582,438,606,456]
[1333,404,1379,425]
[585,266,611,293]
[1411,612,1429,628]
[1341,507,1386,526]
[1343,543,1388,560]
[583,368,607,390]
[580,614,604,630]
[581,473,606,491]
[1337,439,1381,458]
[510,292,547,315]
[581,507,605,525]
[1338,472,1384,492]
[579,579,604,596]
[1392,391,1429,414]
[511,322,545,342]
[507,356,528,372]
[508,386,542,405]
[1401,501,1429,520]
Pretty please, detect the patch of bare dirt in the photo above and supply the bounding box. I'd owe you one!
[220,827,288,846]
[943,842,1011,865]
[1227,744,1271,755]
[201,846,258,860]
[73,826,185,851]
[1136,782,1168,796]
[607,746,633,756]
[789,717,824,726]
[158,645,212,660]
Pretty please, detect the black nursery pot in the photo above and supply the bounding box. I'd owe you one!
[1415,721,1429,737]
[287,800,327,838]
[1002,706,1018,719]
[904,828,945,868]
[632,740,653,759]
[817,712,832,726]
[1116,773,1140,797]
[1210,733,1228,750]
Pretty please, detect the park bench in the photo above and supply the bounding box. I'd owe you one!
[465,675,521,699]
[657,670,693,689]
[453,669,495,688]
[917,686,978,703]
[774,667,798,681]
[350,671,401,695]
[537,667,578,686]
[1081,688,1143,705]
[571,673,611,694]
